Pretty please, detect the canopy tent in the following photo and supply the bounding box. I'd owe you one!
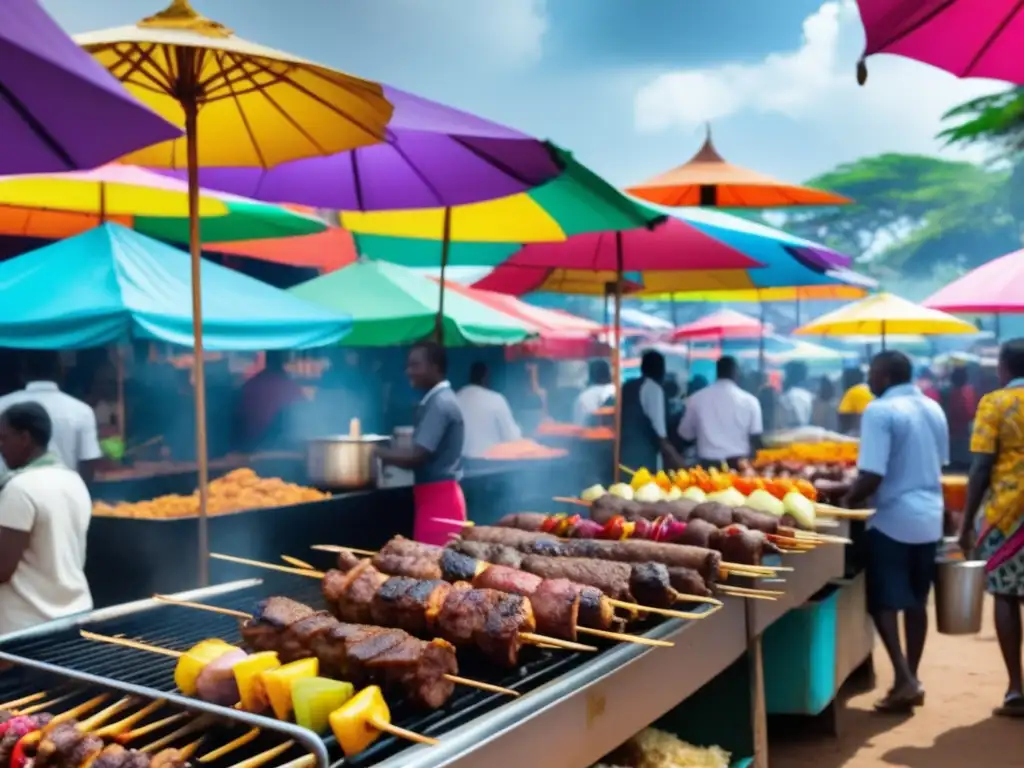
[0,223,351,349]
[440,281,607,358]
[289,259,533,347]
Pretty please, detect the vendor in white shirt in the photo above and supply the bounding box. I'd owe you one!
[0,351,101,481]
[777,361,815,429]
[0,402,93,634]
[457,362,522,458]
[573,360,615,425]
[679,356,764,467]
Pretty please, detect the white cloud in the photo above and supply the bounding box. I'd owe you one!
[633,0,1003,162]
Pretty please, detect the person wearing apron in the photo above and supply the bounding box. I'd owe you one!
[377,341,466,546]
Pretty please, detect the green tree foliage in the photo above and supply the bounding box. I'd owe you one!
[777,154,1017,278]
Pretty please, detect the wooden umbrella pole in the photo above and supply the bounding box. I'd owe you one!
[182,68,209,588]
[612,232,624,484]
[435,206,452,343]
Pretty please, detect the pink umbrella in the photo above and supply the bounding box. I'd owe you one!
[923,248,1024,338]
[670,308,767,341]
[856,0,1024,84]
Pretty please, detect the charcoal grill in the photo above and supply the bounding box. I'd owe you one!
[0,574,659,767]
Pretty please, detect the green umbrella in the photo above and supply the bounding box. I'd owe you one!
[135,200,327,243]
[289,259,534,347]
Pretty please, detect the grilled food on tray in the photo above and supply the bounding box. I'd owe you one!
[319,561,537,667]
[350,540,623,635]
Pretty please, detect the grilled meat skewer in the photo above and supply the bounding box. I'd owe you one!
[448,540,713,606]
[319,561,538,667]
[239,596,457,709]
[362,539,622,634]
[588,495,782,535]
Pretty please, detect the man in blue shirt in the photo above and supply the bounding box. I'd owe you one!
[845,350,949,713]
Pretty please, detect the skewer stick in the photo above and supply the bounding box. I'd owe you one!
[178,737,206,761]
[81,631,181,658]
[0,692,47,710]
[275,756,317,768]
[576,628,673,647]
[77,695,136,732]
[520,633,596,652]
[140,715,215,754]
[553,496,589,507]
[372,719,439,747]
[433,518,474,527]
[605,599,705,621]
[281,555,316,570]
[210,553,325,579]
[198,728,261,763]
[618,465,636,476]
[93,700,166,738]
[223,741,294,768]
[668,593,723,606]
[48,694,111,727]
[18,693,76,716]
[152,596,523,699]
[719,584,785,597]
[118,712,190,744]
[815,503,874,520]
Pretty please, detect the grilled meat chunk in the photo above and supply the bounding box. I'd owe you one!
[688,502,734,529]
[527,578,580,640]
[448,540,524,568]
[323,561,388,624]
[35,723,104,768]
[369,578,452,637]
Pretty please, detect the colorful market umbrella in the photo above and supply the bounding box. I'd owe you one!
[855,0,1024,85]
[794,292,978,347]
[670,309,766,341]
[0,223,352,349]
[288,259,532,347]
[0,165,326,243]
[923,249,1024,338]
[159,85,561,210]
[78,0,394,580]
[1,0,180,174]
[213,225,357,271]
[626,128,851,208]
[441,281,607,359]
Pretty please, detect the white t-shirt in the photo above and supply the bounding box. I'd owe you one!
[456,385,522,458]
[0,466,93,633]
[639,378,667,438]
[679,379,763,461]
[573,384,615,425]
[778,386,815,429]
[0,383,101,472]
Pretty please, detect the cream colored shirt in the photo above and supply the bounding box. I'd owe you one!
[456,384,521,458]
[0,382,101,471]
[0,466,93,633]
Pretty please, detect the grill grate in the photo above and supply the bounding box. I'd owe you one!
[0,573,666,766]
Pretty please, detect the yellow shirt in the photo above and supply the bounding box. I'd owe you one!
[838,383,873,415]
[970,386,1024,534]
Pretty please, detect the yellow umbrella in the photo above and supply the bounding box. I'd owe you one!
[78,0,393,585]
[793,292,978,347]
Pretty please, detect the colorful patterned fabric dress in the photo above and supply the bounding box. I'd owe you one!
[971,383,1024,596]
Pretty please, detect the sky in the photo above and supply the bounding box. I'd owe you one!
[44,0,1008,188]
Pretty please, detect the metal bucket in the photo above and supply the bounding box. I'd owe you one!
[934,552,987,635]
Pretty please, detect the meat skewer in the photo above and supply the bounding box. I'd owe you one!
[79,630,439,752]
[152,594,519,702]
[355,538,704,626]
[208,553,596,667]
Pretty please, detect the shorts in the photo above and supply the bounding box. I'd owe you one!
[865,528,938,613]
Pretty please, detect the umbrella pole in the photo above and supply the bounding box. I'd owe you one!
[758,301,766,374]
[184,97,210,588]
[435,207,452,344]
[995,312,1001,342]
[881,320,886,352]
[612,232,624,485]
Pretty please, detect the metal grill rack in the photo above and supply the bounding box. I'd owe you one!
[0,575,671,767]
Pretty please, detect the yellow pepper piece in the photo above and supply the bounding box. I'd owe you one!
[174,639,236,696]
[329,685,391,757]
[674,469,691,489]
[232,651,280,712]
[260,657,319,721]
[293,677,354,734]
[654,470,672,491]
[629,467,653,490]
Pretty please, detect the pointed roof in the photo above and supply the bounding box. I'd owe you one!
[627,126,852,208]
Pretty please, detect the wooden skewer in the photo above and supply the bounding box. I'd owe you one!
[605,598,705,621]
[372,718,439,747]
[93,700,166,738]
[719,584,785,597]
[118,712,190,744]
[178,737,206,761]
[576,628,673,647]
[718,589,778,601]
[814,518,840,529]
[553,496,589,507]
[49,694,112,727]
[82,630,182,658]
[152,596,522,699]
[198,728,261,763]
[0,692,47,710]
[274,756,317,768]
[223,741,294,768]
[140,715,215,754]
[618,465,636,476]
[281,555,316,570]
[520,633,596,652]
[19,693,76,716]
[815,503,874,520]
[433,518,474,527]
[311,544,366,555]
[77,695,136,732]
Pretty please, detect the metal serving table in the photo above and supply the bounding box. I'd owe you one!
[372,604,747,768]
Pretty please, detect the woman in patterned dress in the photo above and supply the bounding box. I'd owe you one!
[960,338,1024,717]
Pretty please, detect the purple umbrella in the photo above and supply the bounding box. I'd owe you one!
[0,0,180,174]
[159,86,561,210]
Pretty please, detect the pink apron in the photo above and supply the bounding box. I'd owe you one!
[413,479,467,546]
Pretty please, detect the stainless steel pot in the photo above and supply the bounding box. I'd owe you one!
[306,434,390,489]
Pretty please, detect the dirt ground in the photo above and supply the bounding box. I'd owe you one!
[770,597,1022,768]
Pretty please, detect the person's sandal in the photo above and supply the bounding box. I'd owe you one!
[993,693,1024,718]
[874,687,921,714]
